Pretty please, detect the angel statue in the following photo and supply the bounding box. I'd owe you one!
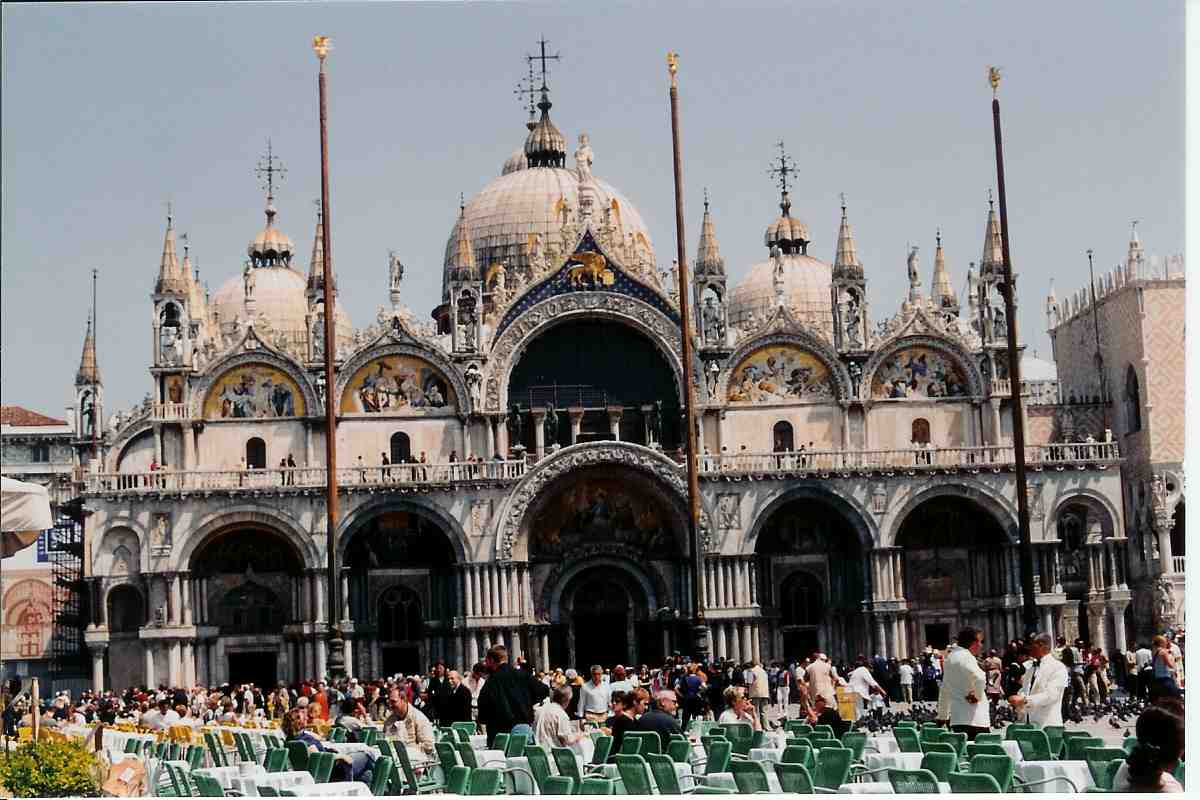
[243,261,255,299]
[388,251,404,291]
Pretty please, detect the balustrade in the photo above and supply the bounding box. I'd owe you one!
[1172,555,1185,575]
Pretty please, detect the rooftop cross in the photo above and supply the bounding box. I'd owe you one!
[526,37,560,93]
[514,59,538,121]
[767,141,797,213]
[255,138,287,202]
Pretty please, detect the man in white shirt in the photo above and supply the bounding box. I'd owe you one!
[898,660,915,705]
[578,665,610,724]
[534,686,584,749]
[847,658,882,718]
[942,627,989,740]
[1009,633,1068,727]
[607,665,636,699]
[1134,642,1154,700]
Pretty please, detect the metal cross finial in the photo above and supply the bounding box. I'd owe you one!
[181,232,189,257]
[314,198,323,222]
[526,37,560,92]
[1131,219,1140,235]
[515,59,538,119]
[256,138,287,201]
[165,199,174,224]
[987,188,994,208]
[936,227,942,247]
[768,141,796,196]
[703,187,709,209]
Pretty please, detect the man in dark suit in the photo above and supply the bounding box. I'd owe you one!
[427,662,453,724]
[635,690,683,750]
[477,645,549,746]
[444,670,473,723]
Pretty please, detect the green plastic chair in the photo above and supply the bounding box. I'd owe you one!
[505,732,528,758]
[579,776,618,794]
[750,729,766,750]
[446,765,471,794]
[841,731,868,763]
[191,771,227,797]
[968,754,1014,792]
[284,740,309,772]
[307,751,335,783]
[964,743,1007,761]
[396,739,446,793]
[162,763,194,798]
[1042,725,1065,758]
[1083,748,1128,790]
[920,751,957,782]
[973,733,1002,745]
[435,740,461,777]
[1011,728,1055,761]
[774,761,823,794]
[814,724,835,738]
[206,731,232,768]
[259,787,280,797]
[552,745,588,786]
[492,733,510,753]
[730,759,774,793]
[887,767,942,794]
[369,756,395,797]
[123,738,141,754]
[263,748,289,773]
[702,738,732,775]
[1064,736,1105,762]
[784,721,813,736]
[618,734,643,755]
[666,737,691,763]
[693,788,735,795]
[278,791,298,797]
[813,746,852,790]
[627,730,662,756]
[939,731,968,759]
[466,767,503,796]
[186,745,207,770]
[1004,723,1036,740]
[360,727,378,747]
[452,720,479,739]
[893,721,918,730]
[526,745,573,795]
[719,723,754,756]
[700,735,725,756]
[328,727,347,743]
[921,741,956,755]
[589,735,613,769]
[614,754,657,795]
[947,771,1003,793]
[894,727,922,753]
[781,743,816,770]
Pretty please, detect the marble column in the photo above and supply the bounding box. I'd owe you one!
[485,418,496,459]
[748,559,759,606]
[607,407,623,441]
[716,624,728,659]
[315,572,327,624]
[510,628,522,661]
[180,573,193,626]
[891,550,904,600]
[459,416,470,461]
[343,637,354,679]
[91,645,107,692]
[168,640,181,687]
[497,416,509,458]
[531,410,546,460]
[751,623,761,664]
[315,637,328,681]
[144,643,156,687]
[341,572,352,624]
[466,632,479,667]
[874,615,887,656]
[490,565,502,618]
[1042,606,1054,639]
[539,631,550,672]
[169,573,181,625]
[741,622,753,663]
[568,408,584,445]
[468,565,480,617]
[1110,604,1129,652]
[153,424,164,465]
[890,616,903,659]
[735,560,747,607]
[182,642,195,687]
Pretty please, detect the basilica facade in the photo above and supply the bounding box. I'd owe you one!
[75,75,1145,692]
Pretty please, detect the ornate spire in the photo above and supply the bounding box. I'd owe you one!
[248,141,294,267]
[763,142,809,254]
[1125,219,1144,282]
[181,233,205,320]
[306,199,335,298]
[694,189,725,276]
[967,262,979,310]
[449,200,479,282]
[980,190,1004,275]
[523,38,566,168]
[832,194,863,280]
[931,228,957,312]
[155,205,186,295]
[75,312,100,387]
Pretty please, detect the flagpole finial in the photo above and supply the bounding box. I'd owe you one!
[988,66,1001,96]
[667,51,679,88]
[313,35,331,65]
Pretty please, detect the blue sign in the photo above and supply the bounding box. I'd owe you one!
[36,532,49,563]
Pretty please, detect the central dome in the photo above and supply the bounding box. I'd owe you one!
[211,266,352,356]
[729,253,834,339]
[442,163,655,300]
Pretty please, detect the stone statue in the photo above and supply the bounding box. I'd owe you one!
[527,233,547,275]
[906,246,920,286]
[155,606,166,626]
[464,362,482,408]
[543,402,558,446]
[574,133,594,181]
[649,400,663,445]
[311,315,324,359]
[81,396,96,437]
[771,245,786,308]
[1155,576,1175,622]
[843,296,862,349]
[459,303,477,349]
[388,251,404,291]
[702,296,725,344]
[107,412,120,433]
[706,360,721,400]
[507,403,524,446]
[1152,474,1168,509]
[491,262,508,304]
[848,361,863,396]
[243,262,255,299]
[992,306,1007,340]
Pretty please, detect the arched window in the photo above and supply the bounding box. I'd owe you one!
[378,585,422,643]
[390,432,411,464]
[772,421,794,453]
[1125,366,1142,433]
[780,572,824,627]
[107,585,145,632]
[218,582,284,634]
[911,418,931,445]
[246,437,266,469]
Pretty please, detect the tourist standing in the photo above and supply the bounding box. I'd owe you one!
[942,627,989,741]
[1008,633,1068,727]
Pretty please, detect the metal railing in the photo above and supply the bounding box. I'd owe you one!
[83,460,528,494]
[1172,556,1185,575]
[700,441,1120,474]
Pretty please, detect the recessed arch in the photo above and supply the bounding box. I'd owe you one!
[106,584,145,632]
[860,334,983,403]
[336,496,468,564]
[718,332,851,402]
[882,482,1017,548]
[194,351,315,420]
[175,506,320,572]
[743,484,876,554]
[335,342,468,415]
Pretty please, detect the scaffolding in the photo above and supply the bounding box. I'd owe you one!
[49,500,88,684]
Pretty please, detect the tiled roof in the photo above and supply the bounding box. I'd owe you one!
[0,405,68,427]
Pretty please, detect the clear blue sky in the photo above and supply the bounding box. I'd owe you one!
[1,1,1184,416]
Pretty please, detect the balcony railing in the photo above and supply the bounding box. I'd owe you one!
[1172,556,1185,575]
[83,460,528,495]
[700,441,1120,475]
[151,403,188,421]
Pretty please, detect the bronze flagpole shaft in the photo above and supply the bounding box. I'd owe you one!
[667,52,709,660]
[989,68,1037,638]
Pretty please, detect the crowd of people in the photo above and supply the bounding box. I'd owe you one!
[0,628,1186,792]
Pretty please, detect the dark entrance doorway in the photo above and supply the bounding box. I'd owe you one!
[571,576,630,672]
[924,623,950,650]
[382,645,420,676]
[228,651,277,688]
[782,629,819,662]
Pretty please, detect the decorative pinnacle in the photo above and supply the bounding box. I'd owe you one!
[987,188,994,209]
[988,66,1001,96]
[256,138,287,207]
[313,36,330,62]
[165,199,174,226]
[314,197,323,222]
[527,37,560,96]
[936,227,942,247]
[181,232,189,258]
[667,51,678,87]
[840,192,847,215]
[703,187,709,210]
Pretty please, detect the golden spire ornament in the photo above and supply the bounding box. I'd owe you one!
[988,65,1002,96]
[313,35,330,65]
[667,51,679,88]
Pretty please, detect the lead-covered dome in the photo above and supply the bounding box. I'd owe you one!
[729,253,834,338]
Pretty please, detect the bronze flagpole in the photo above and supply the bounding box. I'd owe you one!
[667,52,709,660]
[989,67,1037,637]
[315,36,344,677]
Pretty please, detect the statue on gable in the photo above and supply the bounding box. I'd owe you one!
[843,295,862,349]
[388,251,405,291]
[243,261,255,299]
[848,361,863,396]
[527,232,548,276]
[574,133,594,181]
[702,296,725,345]
[771,245,786,309]
[906,246,920,286]
[464,362,483,409]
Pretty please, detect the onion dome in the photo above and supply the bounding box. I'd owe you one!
[931,229,957,312]
[247,200,294,268]
[524,90,566,168]
[155,211,188,295]
[832,197,863,281]
[76,313,100,387]
[502,149,529,175]
[694,192,725,277]
[764,191,810,254]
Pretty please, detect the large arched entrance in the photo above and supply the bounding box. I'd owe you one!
[896,495,1011,651]
[754,496,868,662]
[190,526,305,687]
[508,319,681,449]
[343,507,459,677]
[528,463,687,670]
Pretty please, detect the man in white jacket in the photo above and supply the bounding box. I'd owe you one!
[942,627,989,740]
[1008,633,1068,727]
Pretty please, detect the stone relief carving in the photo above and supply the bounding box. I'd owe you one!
[716,494,740,531]
[150,513,172,555]
[871,484,888,514]
[468,500,490,538]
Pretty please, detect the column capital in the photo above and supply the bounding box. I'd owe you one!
[606,405,624,420]
[89,642,108,656]
[567,406,585,421]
